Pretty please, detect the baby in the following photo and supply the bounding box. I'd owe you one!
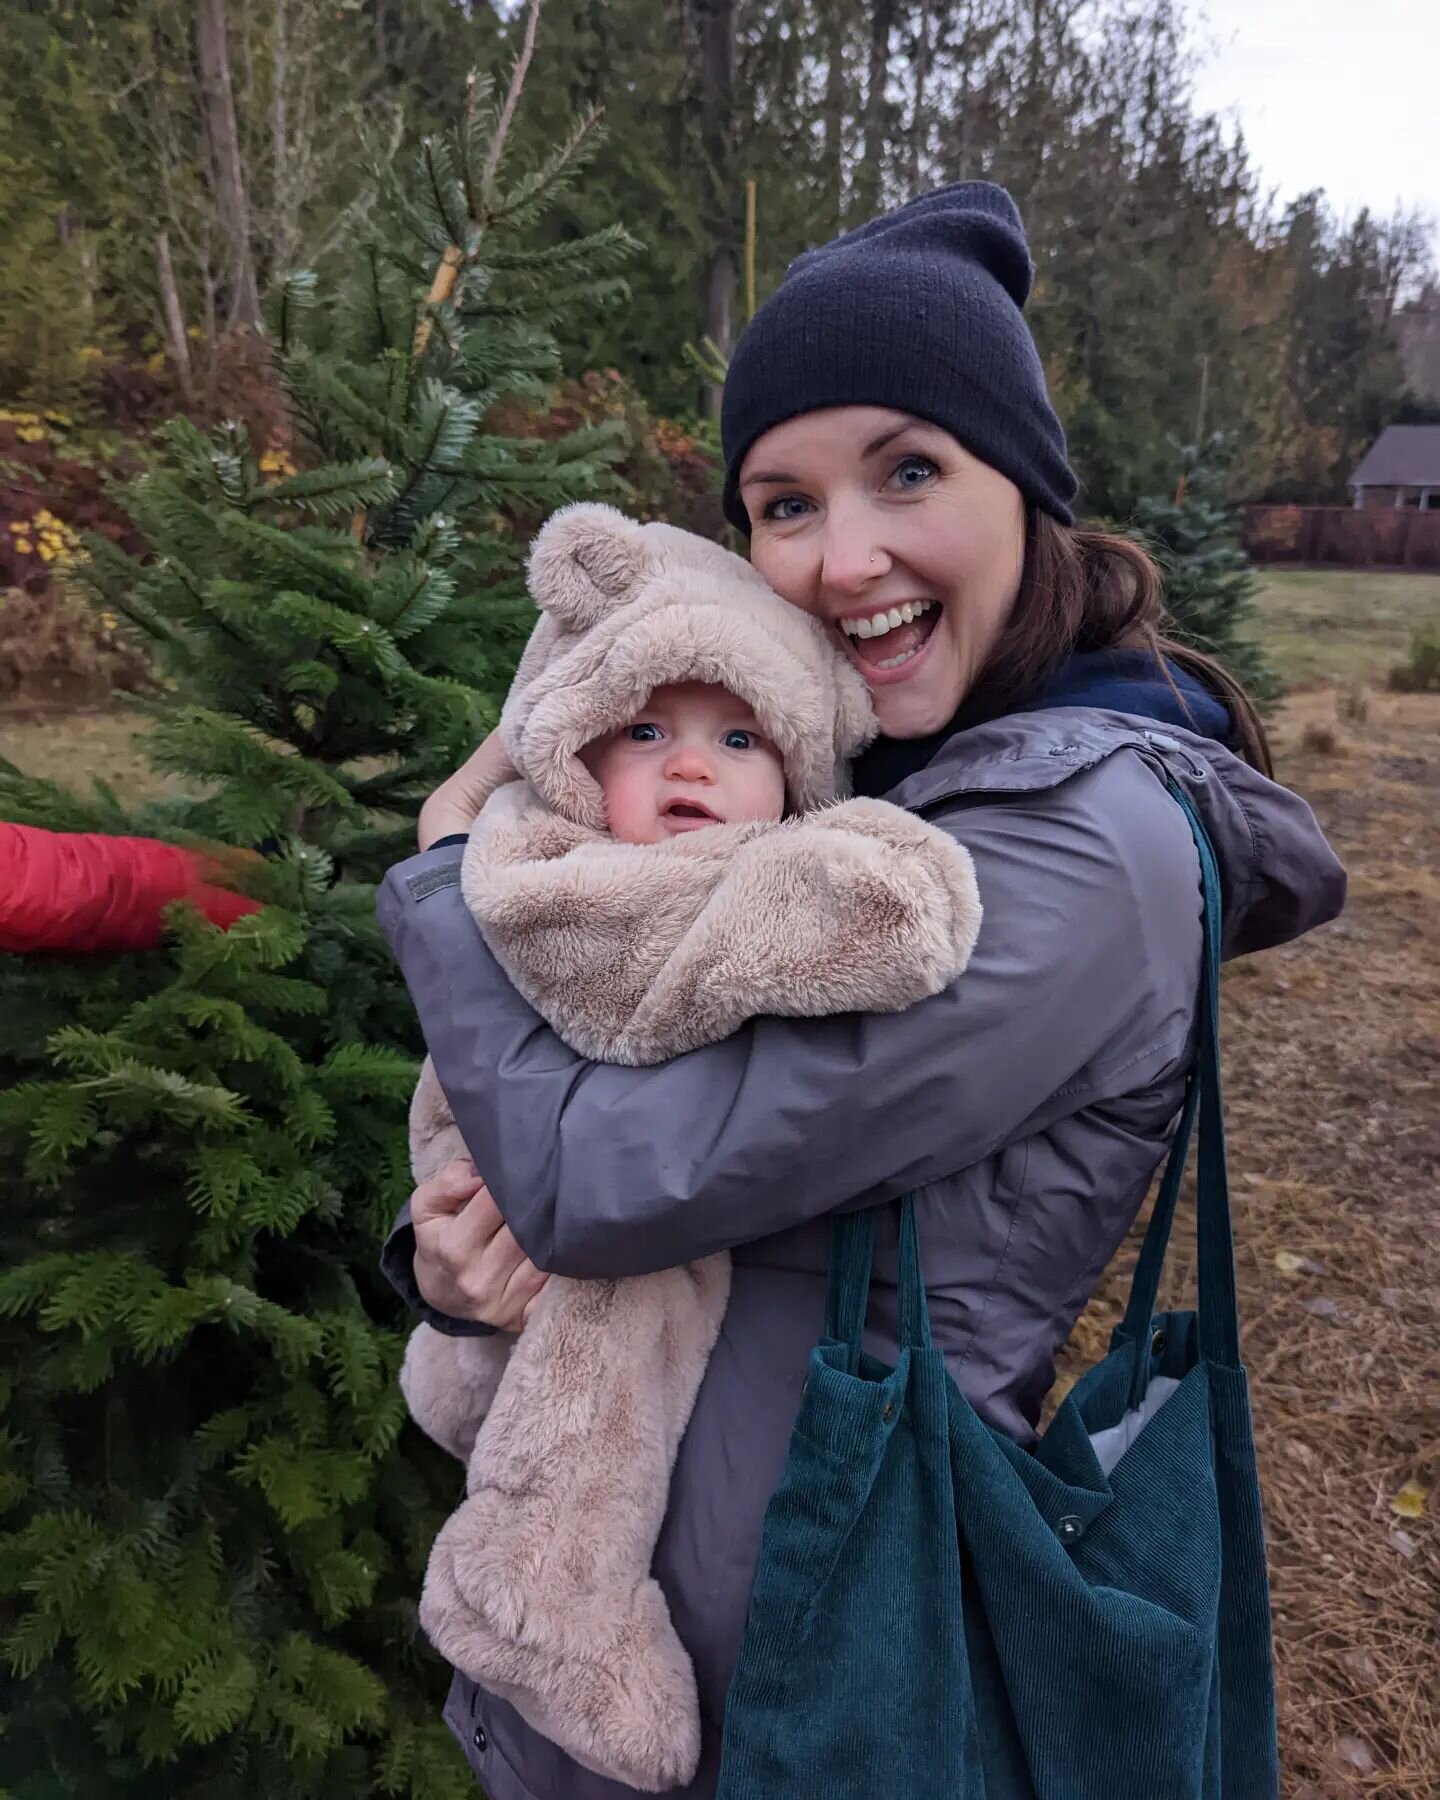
[400,504,983,1792]
[581,680,787,845]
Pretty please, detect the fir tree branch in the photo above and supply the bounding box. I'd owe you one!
[482,0,544,205]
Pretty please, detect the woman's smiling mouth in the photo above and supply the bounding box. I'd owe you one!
[837,599,941,676]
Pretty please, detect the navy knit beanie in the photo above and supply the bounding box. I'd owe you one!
[721,182,1078,534]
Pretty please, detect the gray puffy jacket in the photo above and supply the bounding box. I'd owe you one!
[377,707,1345,1800]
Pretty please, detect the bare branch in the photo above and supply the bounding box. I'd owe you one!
[481,0,544,205]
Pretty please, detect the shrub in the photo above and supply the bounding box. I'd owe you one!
[490,368,723,538]
[1299,721,1344,757]
[1337,683,1370,726]
[1387,619,1440,693]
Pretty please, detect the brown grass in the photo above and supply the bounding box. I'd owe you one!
[1058,684,1440,1798]
[0,705,174,809]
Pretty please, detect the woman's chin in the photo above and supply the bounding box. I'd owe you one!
[868,655,969,739]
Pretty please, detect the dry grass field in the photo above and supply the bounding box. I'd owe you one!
[1248,568,1440,690]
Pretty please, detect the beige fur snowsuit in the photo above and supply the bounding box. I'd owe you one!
[399,503,983,1791]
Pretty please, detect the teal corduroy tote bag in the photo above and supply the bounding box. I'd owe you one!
[716,784,1279,1800]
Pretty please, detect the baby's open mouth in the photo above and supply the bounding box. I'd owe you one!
[838,599,939,672]
[662,800,721,825]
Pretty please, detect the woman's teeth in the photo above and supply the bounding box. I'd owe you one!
[839,599,935,641]
[839,599,936,669]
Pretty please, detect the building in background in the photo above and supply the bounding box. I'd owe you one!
[1348,425,1440,509]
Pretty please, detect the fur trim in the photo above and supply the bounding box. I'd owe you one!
[419,1255,731,1792]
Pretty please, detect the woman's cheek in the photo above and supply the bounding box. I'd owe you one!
[749,537,811,611]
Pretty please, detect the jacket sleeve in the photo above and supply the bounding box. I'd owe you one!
[377,753,1206,1279]
[0,823,261,954]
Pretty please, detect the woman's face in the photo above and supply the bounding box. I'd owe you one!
[738,408,1026,738]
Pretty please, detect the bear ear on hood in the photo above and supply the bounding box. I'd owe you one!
[525,502,651,631]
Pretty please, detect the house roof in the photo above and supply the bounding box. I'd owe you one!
[1349,425,1440,489]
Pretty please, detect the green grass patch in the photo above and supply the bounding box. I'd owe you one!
[1246,569,1440,689]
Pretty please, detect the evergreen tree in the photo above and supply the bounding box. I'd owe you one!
[0,49,634,1798]
[1132,437,1278,702]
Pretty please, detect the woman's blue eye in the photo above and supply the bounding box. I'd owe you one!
[724,729,754,750]
[627,722,662,742]
[892,454,938,490]
[759,457,935,521]
[760,494,811,523]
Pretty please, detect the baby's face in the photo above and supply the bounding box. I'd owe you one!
[582,681,786,845]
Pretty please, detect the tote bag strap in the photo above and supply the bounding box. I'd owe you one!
[825,1197,932,1354]
[1118,779,1240,1403]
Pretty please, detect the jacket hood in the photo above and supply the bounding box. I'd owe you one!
[492,505,875,831]
[888,706,1346,960]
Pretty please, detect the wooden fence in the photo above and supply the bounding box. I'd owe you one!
[1243,506,1440,571]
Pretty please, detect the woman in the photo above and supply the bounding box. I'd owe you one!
[378,184,1345,1799]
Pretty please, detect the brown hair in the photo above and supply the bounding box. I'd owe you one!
[966,512,1273,777]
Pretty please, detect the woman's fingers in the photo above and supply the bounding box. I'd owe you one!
[409,1167,547,1331]
[444,1178,509,1260]
[497,1239,550,1322]
[408,1156,548,1331]
[447,1219,547,1332]
[410,1159,483,1225]
[417,733,515,849]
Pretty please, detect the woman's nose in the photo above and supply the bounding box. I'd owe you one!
[819,515,893,598]
[664,742,714,783]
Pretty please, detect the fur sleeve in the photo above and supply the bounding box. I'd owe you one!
[463,795,982,1067]
[400,1323,512,1463]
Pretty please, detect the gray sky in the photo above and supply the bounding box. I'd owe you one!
[1188,0,1438,254]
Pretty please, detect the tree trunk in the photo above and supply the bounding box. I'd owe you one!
[272,0,292,271]
[202,268,220,407]
[78,235,97,324]
[907,0,935,193]
[853,0,896,224]
[695,0,737,422]
[822,0,847,234]
[155,231,196,404]
[196,0,261,329]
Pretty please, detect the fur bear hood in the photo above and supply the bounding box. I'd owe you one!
[489,503,877,830]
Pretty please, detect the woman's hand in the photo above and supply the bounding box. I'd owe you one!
[418,732,515,850]
[411,1159,549,1331]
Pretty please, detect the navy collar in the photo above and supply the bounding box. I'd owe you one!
[852,650,1234,798]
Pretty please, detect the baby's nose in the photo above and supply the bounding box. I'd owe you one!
[664,743,714,783]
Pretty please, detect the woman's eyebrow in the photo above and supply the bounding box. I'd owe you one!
[740,417,929,490]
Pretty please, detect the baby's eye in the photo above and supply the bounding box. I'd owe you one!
[890,454,938,491]
[627,722,662,742]
[723,729,755,750]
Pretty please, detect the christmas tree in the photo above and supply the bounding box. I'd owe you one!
[1132,438,1279,701]
[0,28,635,1796]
